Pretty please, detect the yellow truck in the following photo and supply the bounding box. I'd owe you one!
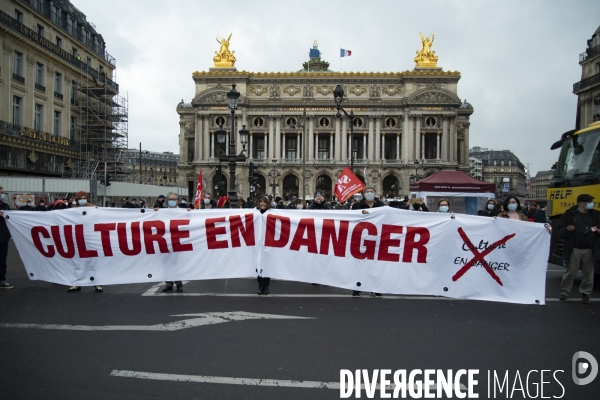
[547,121,600,266]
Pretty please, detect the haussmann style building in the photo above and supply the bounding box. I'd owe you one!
[177,34,474,202]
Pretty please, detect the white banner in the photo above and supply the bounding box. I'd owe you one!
[4,207,550,304]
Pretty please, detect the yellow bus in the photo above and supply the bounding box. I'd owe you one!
[547,121,600,266]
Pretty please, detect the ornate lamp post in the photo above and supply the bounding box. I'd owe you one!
[268,158,281,198]
[215,84,247,208]
[333,84,357,172]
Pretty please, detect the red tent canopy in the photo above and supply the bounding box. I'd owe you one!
[409,170,495,193]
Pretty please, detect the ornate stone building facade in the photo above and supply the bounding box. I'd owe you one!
[574,25,600,128]
[468,147,527,200]
[177,37,473,201]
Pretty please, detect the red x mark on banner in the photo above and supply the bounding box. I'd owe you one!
[452,227,516,286]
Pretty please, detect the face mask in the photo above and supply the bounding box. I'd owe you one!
[0,194,4,201]
[39,202,44,206]
[381,198,386,202]
[487,204,495,210]
[204,199,210,204]
[413,204,421,211]
[26,202,31,206]
[78,199,87,206]
[296,204,303,209]
[364,193,375,202]
[271,202,276,207]
[439,206,449,213]
[181,201,186,205]
[168,200,177,208]
[586,202,594,210]
[315,200,321,204]
[507,204,517,211]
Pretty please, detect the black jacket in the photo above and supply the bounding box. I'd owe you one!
[0,202,11,243]
[308,201,332,210]
[18,205,35,211]
[558,205,600,261]
[122,202,136,208]
[35,205,48,211]
[153,200,165,208]
[351,199,384,209]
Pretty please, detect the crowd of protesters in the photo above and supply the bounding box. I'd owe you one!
[0,185,592,305]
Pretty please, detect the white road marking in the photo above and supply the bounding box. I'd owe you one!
[0,312,313,332]
[110,370,468,391]
[141,281,190,296]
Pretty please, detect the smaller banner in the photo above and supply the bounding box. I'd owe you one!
[335,167,365,202]
[340,49,352,57]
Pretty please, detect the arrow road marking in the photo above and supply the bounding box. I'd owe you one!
[0,312,313,332]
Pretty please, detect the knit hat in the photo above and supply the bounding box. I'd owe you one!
[74,191,90,202]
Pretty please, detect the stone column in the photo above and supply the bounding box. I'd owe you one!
[421,132,425,160]
[210,131,215,159]
[179,121,185,163]
[203,116,210,160]
[297,132,301,160]
[436,132,441,160]
[442,117,448,161]
[195,115,202,162]
[263,131,268,160]
[464,122,470,166]
[268,117,274,160]
[407,116,414,162]
[275,117,281,161]
[375,117,381,161]
[341,118,347,163]
[315,131,319,160]
[330,132,335,161]
[396,132,401,161]
[401,113,409,163]
[249,132,253,160]
[308,117,314,162]
[415,116,421,162]
[367,117,374,160]
[381,133,386,161]
[236,114,243,155]
[335,118,341,161]
[449,117,456,163]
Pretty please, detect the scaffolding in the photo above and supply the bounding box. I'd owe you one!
[67,60,128,189]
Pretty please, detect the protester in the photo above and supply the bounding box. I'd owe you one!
[291,198,306,209]
[122,197,136,208]
[308,190,332,210]
[153,195,166,209]
[131,198,140,208]
[275,196,286,209]
[35,199,48,211]
[51,199,68,210]
[534,205,548,223]
[350,186,383,298]
[437,198,451,213]
[557,194,598,304]
[527,204,538,222]
[255,195,272,295]
[161,192,186,293]
[0,186,14,289]
[18,200,35,211]
[408,197,429,212]
[178,197,189,208]
[498,197,527,221]
[202,193,217,209]
[478,199,498,217]
[68,191,103,293]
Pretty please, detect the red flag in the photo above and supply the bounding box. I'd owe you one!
[335,167,365,203]
[193,168,203,209]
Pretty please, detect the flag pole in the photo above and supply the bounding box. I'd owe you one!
[339,45,341,72]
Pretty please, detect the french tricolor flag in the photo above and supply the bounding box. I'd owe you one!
[340,48,352,57]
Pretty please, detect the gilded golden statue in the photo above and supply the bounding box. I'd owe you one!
[213,33,236,68]
[414,32,439,68]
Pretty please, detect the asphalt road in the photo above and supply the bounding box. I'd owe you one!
[1,241,599,400]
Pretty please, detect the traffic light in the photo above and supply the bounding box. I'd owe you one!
[249,162,259,184]
[105,175,112,187]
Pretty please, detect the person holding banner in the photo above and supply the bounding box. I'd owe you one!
[256,195,272,295]
[498,197,527,221]
[68,191,104,293]
[161,192,189,293]
[557,194,599,304]
[437,198,451,213]
[0,186,14,289]
[350,186,383,298]
[478,199,499,217]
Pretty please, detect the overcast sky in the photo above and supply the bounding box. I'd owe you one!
[75,0,600,176]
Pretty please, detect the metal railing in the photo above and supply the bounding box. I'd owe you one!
[573,72,600,92]
[54,91,63,100]
[12,73,25,84]
[0,10,119,92]
[580,44,600,63]
[35,83,45,92]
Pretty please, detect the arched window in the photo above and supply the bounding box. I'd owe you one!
[315,175,332,200]
[383,175,400,197]
[283,174,299,200]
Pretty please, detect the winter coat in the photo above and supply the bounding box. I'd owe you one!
[557,205,600,261]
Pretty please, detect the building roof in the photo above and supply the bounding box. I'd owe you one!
[469,148,525,170]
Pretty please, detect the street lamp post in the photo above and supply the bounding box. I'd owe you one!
[138,143,149,184]
[215,84,248,208]
[414,159,419,180]
[333,85,357,172]
[268,158,281,199]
